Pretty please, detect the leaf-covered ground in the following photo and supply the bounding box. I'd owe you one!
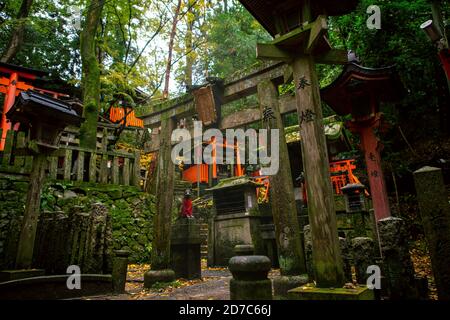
[410,239,437,300]
[83,250,437,300]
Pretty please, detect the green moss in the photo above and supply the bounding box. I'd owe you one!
[0,176,155,264]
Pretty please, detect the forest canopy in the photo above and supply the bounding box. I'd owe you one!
[0,0,449,170]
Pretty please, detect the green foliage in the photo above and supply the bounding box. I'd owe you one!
[0,0,81,79]
[195,3,271,79]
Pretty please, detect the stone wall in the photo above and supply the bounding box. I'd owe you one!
[0,174,155,267]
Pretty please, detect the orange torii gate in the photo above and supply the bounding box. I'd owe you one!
[0,62,69,150]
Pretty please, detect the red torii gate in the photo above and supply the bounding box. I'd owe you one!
[0,62,69,150]
[322,63,405,221]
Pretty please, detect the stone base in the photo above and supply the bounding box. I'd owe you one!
[288,285,375,300]
[230,279,272,300]
[0,269,45,283]
[144,269,175,288]
[273,275,309,299]
[170,221,201,280]
[0,274,113,300]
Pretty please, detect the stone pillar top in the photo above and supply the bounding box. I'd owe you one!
[414,166,441,173]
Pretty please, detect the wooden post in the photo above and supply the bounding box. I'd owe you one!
[16,132,26,167]
[133,151,141,187]
[123,158,130,186]
[77,151,85,182]
[89,152,97,182]
[112,156,119,185]
[101,127,108,151]
[15,153,48,269]
[151,116,175,270]
[2,130,14,166]
[63,149,72,181]
[257,79,307,276]
[292,55,344,287]
[100,153,108,184]
[49,156,58,180]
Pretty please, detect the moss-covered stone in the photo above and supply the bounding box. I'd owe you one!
[288,285,375,300]
[0,175,155,267]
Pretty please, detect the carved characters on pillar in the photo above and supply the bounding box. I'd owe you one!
[299,109,316,126]
[262,106,275,123]
[297,75,311,90]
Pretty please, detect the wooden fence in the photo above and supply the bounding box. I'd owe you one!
[0,129,141,187]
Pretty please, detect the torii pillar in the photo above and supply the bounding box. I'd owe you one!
[240,0,360,288]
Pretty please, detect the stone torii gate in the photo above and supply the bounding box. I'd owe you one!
[136,60,340,289]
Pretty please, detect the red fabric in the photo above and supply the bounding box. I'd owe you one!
[181,198,193,217]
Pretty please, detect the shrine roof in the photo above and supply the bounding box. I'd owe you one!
[321,63,405,116]
[239,0,359,37]
[0,61,49,78]
[206,176,263,191]
[7,90,83,126]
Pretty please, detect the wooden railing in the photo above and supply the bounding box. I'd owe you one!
[0,129,141,187]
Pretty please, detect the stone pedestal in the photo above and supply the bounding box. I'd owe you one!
[208,213,263,267]
[0,269,45,282]
[288,285,375,300]
[351,237,376,284]
[112,250,129,293]
[303,225,313,280]
[259,224,279,268]
[378,217,418,299]
[170,221,201,280]
[414,166,450,300]
[234,245,254,256]
[229,255,272,300]
[339,237,352,283]
[144,269,175,288]
[273,274,308,300]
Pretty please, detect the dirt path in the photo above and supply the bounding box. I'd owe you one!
[83,268,233,300]
[83,266,281,301]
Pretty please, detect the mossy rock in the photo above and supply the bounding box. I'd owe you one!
[107,189,123,200]
[114,199,129,210]
[0,179,12,190]
[1,190,21,202]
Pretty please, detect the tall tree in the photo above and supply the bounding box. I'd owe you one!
[79,0,105,149]
[162,0,182,98]
[0,0,34,63]
[184,0,195,87]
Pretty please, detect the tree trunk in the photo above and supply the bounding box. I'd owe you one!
[162,0,182,99]
[0,0,34,63]
[431,0,448,47]
[185,5,194,88]
[79,0,105,150]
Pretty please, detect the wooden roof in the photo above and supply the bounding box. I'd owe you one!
[239,0,359,36]
[321,63,405,116]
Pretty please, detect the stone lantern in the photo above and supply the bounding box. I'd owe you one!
[341,183,368,214]
[8,90,83,269]
[206,177,263,266]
